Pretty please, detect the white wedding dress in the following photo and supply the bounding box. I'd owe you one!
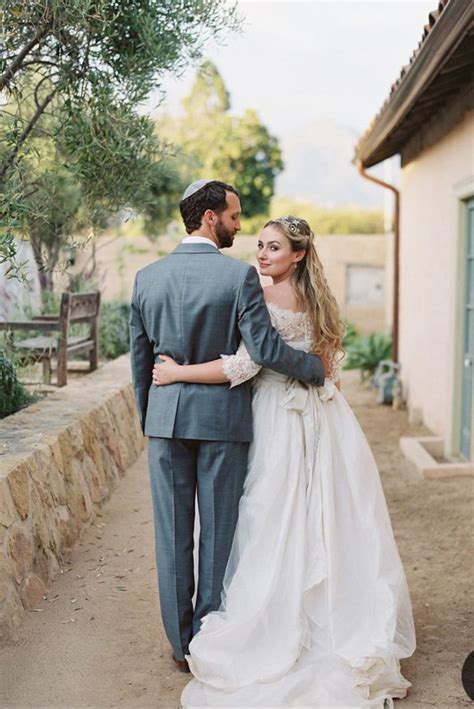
[181,303,416,708]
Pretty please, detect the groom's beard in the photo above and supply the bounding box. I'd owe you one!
[215,218,235,248]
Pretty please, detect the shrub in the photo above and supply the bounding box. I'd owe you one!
[40,289,62,315]
[99,301,131,360]
[342,320,358,349]
[0,350,37,418]
[343,332,392,380]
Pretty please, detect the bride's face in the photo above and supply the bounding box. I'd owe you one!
[257,225,303,279]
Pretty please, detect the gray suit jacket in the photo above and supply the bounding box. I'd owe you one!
[129,242,325,441]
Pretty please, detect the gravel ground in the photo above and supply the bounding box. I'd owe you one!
[0,371,472,708]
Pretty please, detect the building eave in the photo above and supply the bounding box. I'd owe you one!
[354,0,474,169]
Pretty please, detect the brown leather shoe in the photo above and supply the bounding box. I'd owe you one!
[172,653,191,673]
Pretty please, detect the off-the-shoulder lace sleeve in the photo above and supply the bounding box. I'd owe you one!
[325,354,341,383]
[221,340,261,388]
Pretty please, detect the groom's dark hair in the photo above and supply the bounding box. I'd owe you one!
[179,180,240,234]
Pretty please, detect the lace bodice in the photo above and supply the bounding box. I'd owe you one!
[266,302,310,345]
[221,303,312,388]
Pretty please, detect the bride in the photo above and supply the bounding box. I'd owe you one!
[151,216,416,708]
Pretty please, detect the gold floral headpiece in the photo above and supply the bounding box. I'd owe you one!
[278,215,302,235]
[278,216,313,242]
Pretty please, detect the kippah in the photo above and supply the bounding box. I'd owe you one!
[181,179,213,201]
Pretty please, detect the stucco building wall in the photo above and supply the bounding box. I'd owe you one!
[399,110,474,454]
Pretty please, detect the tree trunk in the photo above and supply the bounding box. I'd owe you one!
[29,231,51,293]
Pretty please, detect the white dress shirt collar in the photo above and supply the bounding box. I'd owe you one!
[182,236,218,249]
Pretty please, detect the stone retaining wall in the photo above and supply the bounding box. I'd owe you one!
[0,355,144,640]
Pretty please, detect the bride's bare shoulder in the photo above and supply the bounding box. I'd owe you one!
[262,285,286,306]
[262,285,277,304]
[263,285,303,313]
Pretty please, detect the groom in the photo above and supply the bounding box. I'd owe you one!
[129,180,325,671]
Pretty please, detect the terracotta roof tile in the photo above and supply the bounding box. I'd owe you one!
[357,0,451,150]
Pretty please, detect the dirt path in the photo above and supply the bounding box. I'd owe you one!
[1,372,472,708]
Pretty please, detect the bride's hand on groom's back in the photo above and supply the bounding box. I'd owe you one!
[152,355,181,386]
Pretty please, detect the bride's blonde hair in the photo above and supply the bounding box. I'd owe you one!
[264,215,345,374]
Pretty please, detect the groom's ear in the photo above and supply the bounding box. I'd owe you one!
[203,209,216,226]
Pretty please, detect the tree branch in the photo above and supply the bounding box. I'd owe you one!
[0,22,52,92]
[33,72,58,110]
[0,87,58,179]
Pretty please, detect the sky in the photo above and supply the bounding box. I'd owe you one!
[145,0,435,141]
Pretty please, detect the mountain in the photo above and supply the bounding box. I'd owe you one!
[275,120,392,208]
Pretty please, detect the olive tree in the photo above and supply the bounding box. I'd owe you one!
[0,0,240,276]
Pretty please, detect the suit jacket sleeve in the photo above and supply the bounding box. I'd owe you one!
[129,274,154,432]
[237,266,325,385]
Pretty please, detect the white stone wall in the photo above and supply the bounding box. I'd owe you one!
[0,239,41,320]
[399,109,474,453]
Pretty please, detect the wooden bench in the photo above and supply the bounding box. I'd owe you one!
[0,291,101,387]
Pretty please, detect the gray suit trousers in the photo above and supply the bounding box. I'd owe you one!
[148,437,248,659]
